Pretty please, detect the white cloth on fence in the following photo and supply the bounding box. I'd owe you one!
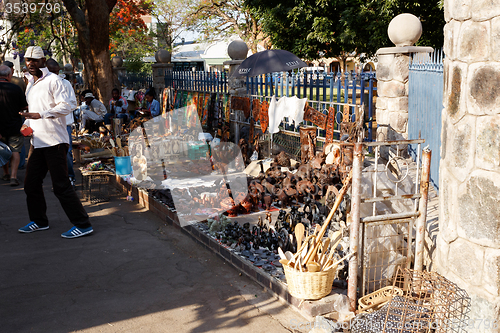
[267,96,308,133]
[267,95,279,133]
[285,96,308,126]
[269,96,287,134]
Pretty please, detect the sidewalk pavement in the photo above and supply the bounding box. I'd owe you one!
[0,167,306,333]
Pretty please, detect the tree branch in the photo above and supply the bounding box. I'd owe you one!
[61,0,87,35]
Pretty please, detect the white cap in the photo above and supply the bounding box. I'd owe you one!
[25,46,45,59]
[84,92,95,98]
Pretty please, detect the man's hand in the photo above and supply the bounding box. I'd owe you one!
[20,124,33,136]
[20,111,41,120]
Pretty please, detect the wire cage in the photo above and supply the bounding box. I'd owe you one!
[352,268,471,333]
[388,268,470,333]
[362,221,411,295]
[82,170,113,204]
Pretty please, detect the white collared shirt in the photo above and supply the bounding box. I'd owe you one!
[24,67,77,148]
[61,78,77,125]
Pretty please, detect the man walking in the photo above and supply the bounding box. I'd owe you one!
[18,46,93,238]
[0,64,27,186]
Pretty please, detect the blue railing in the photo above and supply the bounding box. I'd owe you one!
[118,73,153,90]
[246,71,377,142]
[164,70,228,94]
[408,50,444,191]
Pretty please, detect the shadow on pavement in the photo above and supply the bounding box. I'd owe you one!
[0,166,302,333]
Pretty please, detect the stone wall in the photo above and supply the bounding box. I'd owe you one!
[152,63,173,92]
[436,0,500,329]
[375,53,410,142]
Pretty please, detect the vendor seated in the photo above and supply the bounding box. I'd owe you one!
[138,91,160,118]
[80,92,106,132]
[104,88,129,124]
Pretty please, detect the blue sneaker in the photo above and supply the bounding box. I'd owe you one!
[18,222,49,233]
[61,226,93,239]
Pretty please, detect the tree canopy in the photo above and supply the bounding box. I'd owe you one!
[109,0,155,73]
[245,0,444,63]
[184,0,265,53]
[1,0,154,103]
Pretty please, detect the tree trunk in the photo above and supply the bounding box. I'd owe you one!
[62,0,117,107]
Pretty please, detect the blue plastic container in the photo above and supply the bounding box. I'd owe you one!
[114,156,132,175]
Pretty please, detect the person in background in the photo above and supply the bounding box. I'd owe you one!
[80,92,106,132]
[0,64,27,186]
[18,46,92,238]
[2,60,26,92]
[141,90,160,117]
[46,58,78,187]
[2,61,28,170]
[104,88,128,124]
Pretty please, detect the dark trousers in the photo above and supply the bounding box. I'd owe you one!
[24,144,91,228]
[66,126,75,179]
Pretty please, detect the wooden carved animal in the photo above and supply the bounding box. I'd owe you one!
[295,164,311,181]
[262,194,273,211]
[276,188,289,207]
[275,151,291,168]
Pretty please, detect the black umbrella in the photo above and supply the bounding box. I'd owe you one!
[234,49,307,77]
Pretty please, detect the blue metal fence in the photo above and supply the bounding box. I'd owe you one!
[118,73,153,90]
[408,50,444,191]
[246,71,377,142]
[162,69,377,158]
[164,70,229,93]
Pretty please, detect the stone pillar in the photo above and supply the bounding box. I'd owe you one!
[111,56,125,89]
[436,1,500,327]
[375,14,432,151]
[152,49,174,91]
[62,63,75,89]
[223,40,248,143]
[223,40,248,96]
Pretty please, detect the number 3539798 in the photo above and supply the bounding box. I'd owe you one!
[4,1,61,14]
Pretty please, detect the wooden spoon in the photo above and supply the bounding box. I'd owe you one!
[323,252,356,271]
[279,259,289,266]
[303,171,352,266]
[295,223,305,252]
[292,235,313,261]
[306,261,321,272]
[318,238,330,267]
[321,231,342,270]
[278,247,287,260]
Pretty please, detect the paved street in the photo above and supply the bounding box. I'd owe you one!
[0,167,306,333]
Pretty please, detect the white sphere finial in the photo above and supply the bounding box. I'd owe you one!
[388,13,422,47]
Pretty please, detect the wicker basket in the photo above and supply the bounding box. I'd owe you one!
[358,286,404,313]
[283,264,337,300]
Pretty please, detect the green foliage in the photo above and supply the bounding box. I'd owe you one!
[124,56,152,74]
[109,0,156,60]
[7,1,79,62]
[246,0,444,60]
[109,26,156,60]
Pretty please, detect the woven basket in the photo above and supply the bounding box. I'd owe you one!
[358,286,404,313]
[283,264,337,300]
